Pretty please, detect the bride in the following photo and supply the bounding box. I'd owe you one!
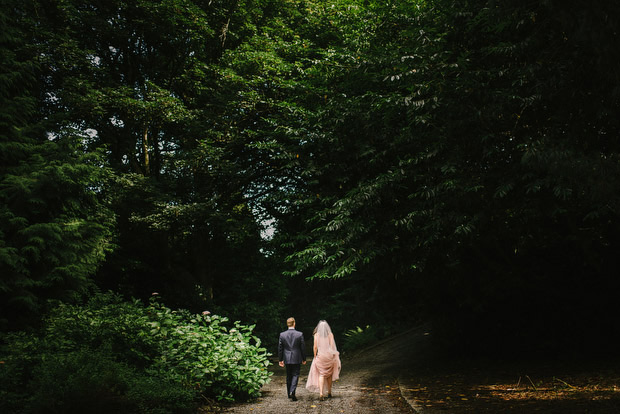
[305,320,341,400]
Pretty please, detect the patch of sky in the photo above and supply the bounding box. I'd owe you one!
[110,116,124,127]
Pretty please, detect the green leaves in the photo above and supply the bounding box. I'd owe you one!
[269,0,620,354]
[0,3,115,328]
[146,299,272,401]
[0,292,272,413]
[3,0,619,360]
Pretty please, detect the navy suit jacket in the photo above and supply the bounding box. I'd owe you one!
[278,328,306,365]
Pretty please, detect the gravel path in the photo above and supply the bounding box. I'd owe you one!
[217,326,432,414]
[206,325,620,414]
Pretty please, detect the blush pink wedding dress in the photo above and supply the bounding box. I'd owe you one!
[306,328,341,393]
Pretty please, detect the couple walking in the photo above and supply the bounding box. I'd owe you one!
[278,317,341,401]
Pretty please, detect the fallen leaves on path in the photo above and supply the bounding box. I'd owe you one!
[403,363,620,413]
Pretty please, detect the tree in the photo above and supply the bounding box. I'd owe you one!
[17,1,297,338]
[281,0,620,352]
[0,0,114,328]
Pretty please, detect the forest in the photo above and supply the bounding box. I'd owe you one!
[1,0,620,412]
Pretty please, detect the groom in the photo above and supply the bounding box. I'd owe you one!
[278,317,306,401]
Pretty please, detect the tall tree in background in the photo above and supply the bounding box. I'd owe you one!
[0,0,114,329]
[4,0,620,352]
[14,0,299,337]
[282,0,620,352]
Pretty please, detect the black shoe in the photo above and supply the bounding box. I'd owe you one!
[291,395,297,401]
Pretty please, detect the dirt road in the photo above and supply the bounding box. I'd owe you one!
[216,327,432,414]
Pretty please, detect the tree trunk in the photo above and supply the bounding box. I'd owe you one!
[142,124,150,175]
[151,127,160,177]
[193,236,214,304]
[219,0,239,50]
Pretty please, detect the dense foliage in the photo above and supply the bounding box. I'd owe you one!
[278,0,620,353]
[2,2,620,407]
[0,293,271,413]
[0,0,114,329]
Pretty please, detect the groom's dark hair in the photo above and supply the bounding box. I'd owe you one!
[287,317,295,327]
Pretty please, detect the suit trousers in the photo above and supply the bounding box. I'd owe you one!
[285,363,301,396]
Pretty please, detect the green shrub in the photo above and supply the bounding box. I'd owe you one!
[0,292,272,414]
[22,347,196,414]
[145,297,272,401]
[41,295,158,367]
[126,372,197,414]
[341,325,378,353]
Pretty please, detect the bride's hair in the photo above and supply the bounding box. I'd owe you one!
[313,320,332,337]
